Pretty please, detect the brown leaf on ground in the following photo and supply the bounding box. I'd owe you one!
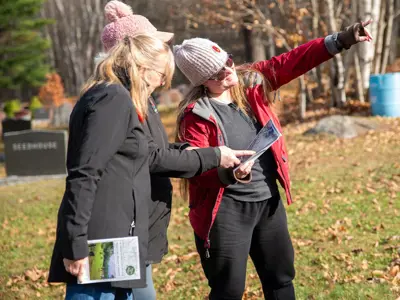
[390,265,400,277]
[180,252,198,261]
[164,267,182,292]
[164,255,178,262]
[25,268,43,282]
[361,260,369,270]
[293,238,314,247]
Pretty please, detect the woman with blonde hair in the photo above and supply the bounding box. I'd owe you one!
[174,21,372,299]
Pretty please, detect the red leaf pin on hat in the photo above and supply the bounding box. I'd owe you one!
[212,45,221,53]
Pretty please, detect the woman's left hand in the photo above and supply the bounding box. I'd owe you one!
[338,19,373,49]
[234,160,254,180]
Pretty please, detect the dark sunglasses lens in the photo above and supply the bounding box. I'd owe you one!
[226,54,234,67]
[217,72,226,81]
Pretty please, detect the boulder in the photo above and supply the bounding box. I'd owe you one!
[304,115,378,139]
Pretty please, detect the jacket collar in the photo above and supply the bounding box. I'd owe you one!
[186,95,229,146]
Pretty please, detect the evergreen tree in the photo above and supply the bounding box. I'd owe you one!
[0,0,52,90]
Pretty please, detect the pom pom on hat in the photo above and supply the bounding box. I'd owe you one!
[101,0,174,51]
[104,0,133,22]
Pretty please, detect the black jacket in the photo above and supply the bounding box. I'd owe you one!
[143,98,190,264]
[48,84,219,289]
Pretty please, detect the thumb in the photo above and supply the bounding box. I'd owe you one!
[77,259,87,283]
[358,36,369,42]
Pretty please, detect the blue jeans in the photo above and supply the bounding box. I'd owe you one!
[131,265,156,300]
[65,283,133,300]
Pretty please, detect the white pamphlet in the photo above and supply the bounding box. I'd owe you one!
[79,236,141,284]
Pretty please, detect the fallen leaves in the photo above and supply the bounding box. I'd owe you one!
[324,218,353,244]
[292,238,314,247]
[25,268,44,282]
[164,267,183,292]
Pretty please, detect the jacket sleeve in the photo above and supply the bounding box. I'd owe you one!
[253,37,334,90]
[179,114,238,188]
[168,142,190,150]
[147,133,220,178]
[61,91,131,260]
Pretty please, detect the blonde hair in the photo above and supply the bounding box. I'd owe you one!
[81,34,175,120]
[175,64,274,200]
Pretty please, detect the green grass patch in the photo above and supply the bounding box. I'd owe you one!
[0,118,399,299]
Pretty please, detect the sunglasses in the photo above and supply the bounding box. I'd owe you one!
[209,54,234,81]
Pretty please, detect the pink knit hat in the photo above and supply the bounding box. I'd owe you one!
[101,0,174,51]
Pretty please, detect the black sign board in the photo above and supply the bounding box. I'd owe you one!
[4,130,67,176]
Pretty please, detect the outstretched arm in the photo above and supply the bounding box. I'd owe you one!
[252,20,373,90]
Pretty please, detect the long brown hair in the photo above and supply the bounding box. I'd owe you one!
[176,63,274,200]
[81,34,174,121]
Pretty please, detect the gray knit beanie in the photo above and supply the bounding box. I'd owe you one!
[173,38,229,86]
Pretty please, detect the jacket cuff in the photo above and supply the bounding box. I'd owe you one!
[217,167,253,185]
[61,236,89,260]
[324,33,343,56]
[217,167,237,185]
[193,147,220,173]
[214,147,221,165]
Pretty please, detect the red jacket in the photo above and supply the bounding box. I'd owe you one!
[179,38,333,250]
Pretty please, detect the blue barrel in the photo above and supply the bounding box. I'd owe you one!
[370,73,400,117]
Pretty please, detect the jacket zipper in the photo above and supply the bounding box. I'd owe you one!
[129,220,135,236]
[192,114,224,260]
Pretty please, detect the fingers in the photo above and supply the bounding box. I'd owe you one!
[232,150,256,157]
[364,28,373,41]
[358,28,373,43]
[235,160,254,179]
[77,260,87,283]
[231,156,240,166]
[69,263,81,276]
[63,258,86,278]
[241,161,254,174]
[361,19,373,27]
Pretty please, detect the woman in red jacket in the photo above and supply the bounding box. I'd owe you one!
[173,21,372,300]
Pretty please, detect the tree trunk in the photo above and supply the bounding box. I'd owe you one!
[42,0,106,96]
[354,51,366,102]
[388,14,398,65]
[311,0,324,97]
[242,26,254,62]
[358,0,381,89]
[374,0,387,74]
[326,0,346,106]
[381,0,395,73]
[390,13,400,64]
[251,31,266,62]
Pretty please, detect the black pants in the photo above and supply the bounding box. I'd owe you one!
[195,194,295,300]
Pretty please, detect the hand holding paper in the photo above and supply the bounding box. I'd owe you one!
[234,120,281,172]
[63,257,88,283]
